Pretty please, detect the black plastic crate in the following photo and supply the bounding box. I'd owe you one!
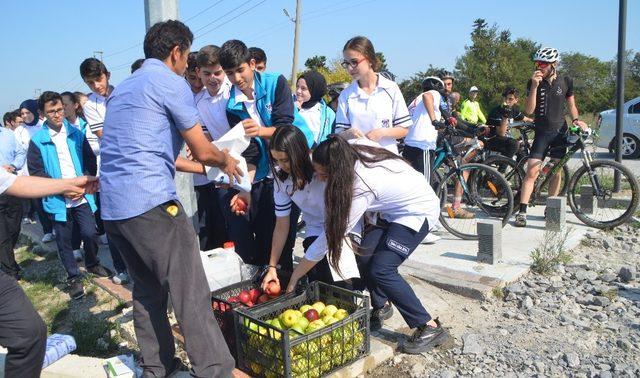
[211,269,302,360]
[234,281,370,377]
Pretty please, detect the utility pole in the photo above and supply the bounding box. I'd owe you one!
[143,0,199,232]
[93,51,104,62]
[614,0,627,192]
[34,89,42,99]
[284,0,302,90]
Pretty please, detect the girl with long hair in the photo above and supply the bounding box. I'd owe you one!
[334,36,412,154]
[260,126,359,290]
[285,135,449,354]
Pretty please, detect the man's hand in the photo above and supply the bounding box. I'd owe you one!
[2,165,15,173]
[366,128,386,142]
[61,176,99,200]
[531,70,543,87]
[573,119,589,131]
[242,119,261,138]
[221,149,243,185]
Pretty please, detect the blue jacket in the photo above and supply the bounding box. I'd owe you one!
[27,120,97,221]
[227,71,313,181]
[317,99,336,144]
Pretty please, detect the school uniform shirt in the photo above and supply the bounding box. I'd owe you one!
[335,74,412,154]
[192,87,214,187]
[82,89,111,138]
[48,126,87,208]
[70,117,101,169]
[299,103,322,144]
[232,84,265,127]
[14,120,43,176]
[196,78,233,140]
[304,156,440,262]
[0,168,16,195]
[405,90,442,151]
[273,173,360,280]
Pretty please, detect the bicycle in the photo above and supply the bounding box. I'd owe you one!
[522,126,639,228]
[430,124,514,240]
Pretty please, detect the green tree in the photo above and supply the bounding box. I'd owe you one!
[376,52,388,71]
[304,55,327,71]
[559,52,614,114]
[398,65,449,104]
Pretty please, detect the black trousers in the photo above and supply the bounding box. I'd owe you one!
[32,199,52,234]
[195,183,228,250]
[0,270,47,378]
[483,136,519,159]
[402,145,432,182]
[51,204,100,280]
[104,201,234,377]
[0,194,23,279]
[302,236,354,290]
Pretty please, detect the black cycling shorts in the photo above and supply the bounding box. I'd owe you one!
[530,126,568,160]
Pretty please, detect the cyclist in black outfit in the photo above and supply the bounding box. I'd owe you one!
[515,47,588,227]
[484,87,532,159]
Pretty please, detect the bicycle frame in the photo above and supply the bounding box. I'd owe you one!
[432,136,472,200]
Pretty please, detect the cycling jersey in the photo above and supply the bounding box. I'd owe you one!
[486,105,525,138]
[526,75,574,132]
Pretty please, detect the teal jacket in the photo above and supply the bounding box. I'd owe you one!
[27,119,97,221]
[227,71,313,181]
[316,99,336,144]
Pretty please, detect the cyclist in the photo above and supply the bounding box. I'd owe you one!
[484,87,532,159]
[459,86,486,125]
[515,47,588,227]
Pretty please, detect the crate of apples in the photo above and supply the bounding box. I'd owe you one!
[220,280,281,310]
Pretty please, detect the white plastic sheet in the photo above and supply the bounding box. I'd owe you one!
[205,122,252,192]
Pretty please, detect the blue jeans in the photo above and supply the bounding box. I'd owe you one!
[358,219,431,328]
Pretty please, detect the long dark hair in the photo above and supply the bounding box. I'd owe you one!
[312,136,406,273]
[270,126,314,195]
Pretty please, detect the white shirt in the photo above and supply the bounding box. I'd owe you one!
[299,103,322,144]
[0,169,16,194]
[48,126,86,208]
[70,117,101,158]
[233,84,264,127]
[304,157,440,262]
[273,172,360,280]
[335,74,412,154]
[405,90,442,151]
[192,86,220,187]
[197,79,232,140]
[82,89,110,136]
[14,120,43,176]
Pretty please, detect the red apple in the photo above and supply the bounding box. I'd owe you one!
[304,309,319,322]
[235,197,248,213]
[245,301,254,307]
[258,294,270,304]
[249,288,261,303]
[265,281,281,297]
[212,302,218,310]
[228,296,239,304]
[238,290,251,304]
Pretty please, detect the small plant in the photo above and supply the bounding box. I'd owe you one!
[530,229,573,275]
[602,288,618,302]
[71,313,117,357]
[492,286,504,300]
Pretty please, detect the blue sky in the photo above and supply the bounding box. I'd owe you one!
[1,0,638,112]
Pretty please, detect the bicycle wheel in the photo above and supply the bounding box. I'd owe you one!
[517,156,570,204]
[567,160,639,228]
[438,163,514,240]
[483,155,523,201]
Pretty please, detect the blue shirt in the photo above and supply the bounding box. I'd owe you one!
[99,59,199,220]
[0,127,26,171]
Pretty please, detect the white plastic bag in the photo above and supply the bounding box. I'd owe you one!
[205,122,252,192]
[200,248,243,291]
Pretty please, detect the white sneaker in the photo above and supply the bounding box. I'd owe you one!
[41,233,55,243]
[421,233,441,244]
[22,218,31,225]
[73,249,83,262]
[112,272,130,285]
[99,234,109,245]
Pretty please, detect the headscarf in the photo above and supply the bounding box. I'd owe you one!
[298,71,327,110]
[19,99,39,126]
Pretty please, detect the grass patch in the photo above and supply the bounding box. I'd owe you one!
[530,229,573,275]
[492,286,504,300]
[23,282,69,332]
[602,288,618,302]
[71,313,119,357]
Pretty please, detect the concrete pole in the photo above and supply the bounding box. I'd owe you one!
[614,0,627,192]
[144,0,199,231]
[289,0,302,90]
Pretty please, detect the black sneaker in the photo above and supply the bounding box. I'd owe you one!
[370,303,394,331]
[402,318,451,355]
[87,264,113,278]
[69,278,85,300]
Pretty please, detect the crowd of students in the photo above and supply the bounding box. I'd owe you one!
[0,18,591,377]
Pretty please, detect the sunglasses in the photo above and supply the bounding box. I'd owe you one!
[535,61,551,69]
[341,57,366,70]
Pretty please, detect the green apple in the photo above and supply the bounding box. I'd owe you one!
[305,319,326,333]
[321,304,338,318]
[299,304,313,313]
[291,355,309,375]
[295,316,310,331]
[270,318,283,329]
[293,310,303,319]
[334,308,349,320]
[290,325,305,336]
[279,309,299,328]
[324,316,339,326]
[311,301,326,314]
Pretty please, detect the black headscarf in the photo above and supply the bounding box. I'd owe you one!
[299,71,327,110]
[19,99,39,126]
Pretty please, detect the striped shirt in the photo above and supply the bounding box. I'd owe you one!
[99,59,199,220]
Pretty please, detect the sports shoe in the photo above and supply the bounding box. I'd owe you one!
[421,233,441,244]
[68,278,85,300]
[112,272,130,285]
[514,213,527,227]
[73,249,83,262]
[447,207,475,219]
[87,264,113,278]
[402,318,451,354]
[98,234,109,245]
[370,303,394,331]
[22,217,34,225]
[41,233,55,243]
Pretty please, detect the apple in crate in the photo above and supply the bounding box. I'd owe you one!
[248,288,261,303]
[257,294,270,304]
[279,309,299,328]
[265,280,281,297]
[304,309,319,322]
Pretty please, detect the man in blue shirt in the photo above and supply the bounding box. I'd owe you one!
[0,126,26,280]
[100,20,239,377]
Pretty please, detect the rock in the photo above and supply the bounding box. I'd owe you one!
[462,333,483,355]
[619,266,636,283]
[564,352,580,368]
[616,339,632,352]
[593,313,608,322]
[534,361,546,373]
[392,356,402,366]
[592,296,611,307]
[516,313,527,321]
[410,363,425,378]
[498,329,508,337]
[574,269,590,281]
[520,296,534,310]
[602,237,614,249]
[599,371,613,378]
[505,283,526,296]
[439,370,455,378]
[585,232,596,239]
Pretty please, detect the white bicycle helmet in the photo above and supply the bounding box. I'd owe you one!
[533,47,559,63]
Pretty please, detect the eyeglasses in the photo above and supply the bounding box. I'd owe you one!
[535,61,550,69]
[341,57,366,70]
[45,108,65,116]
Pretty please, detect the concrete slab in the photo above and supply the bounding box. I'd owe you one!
[0,347,107,378]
